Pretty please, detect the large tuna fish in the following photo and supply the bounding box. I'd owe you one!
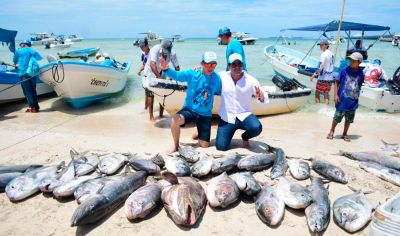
[311,159,348,184]
[333,191,373,233]
[70,150,99,176]
[338,150,400,170]
[178,146,200,163]
[124,183,162,220]
[237,153,274,171]
[255,185,285,226]
[211,152,241,174]
[161,172,206,226]
[270,148,287,179]
[287,159,310,180]
[191,155,213,178]
[39,159,76,193]
[206,172,239,208]
[70,171,147,226]
[275,177,312,209]
[305,176,330,233]
[230,172,261,196]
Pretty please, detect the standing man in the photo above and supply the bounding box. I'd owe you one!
[13,39,42,113]
[326,52,364,142]
[160,52,222,154]
[216,53,264,151]
[310,39,334,105]
[143,40,180,122]
[136,39,151,109]
[218,27,247,72]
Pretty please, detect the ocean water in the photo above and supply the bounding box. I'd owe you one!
[1,38,399,115]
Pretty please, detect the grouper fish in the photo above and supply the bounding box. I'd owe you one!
[338,150,400,171]
[270,148,287,179]
[312,159,348,184]
[359,161,400,186]
[161,172,206,226]
[207,172,239,208]
[255,185,285,226]
[70,171,147,226]
[124,182,162,220]
[305,176,330,233]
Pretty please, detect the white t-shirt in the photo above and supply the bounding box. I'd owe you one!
[318,49,334,81]
[218,71,261,124]
[143,44,179,78]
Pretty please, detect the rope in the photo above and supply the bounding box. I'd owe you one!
[142,79,179,107]
[50,61,65,83]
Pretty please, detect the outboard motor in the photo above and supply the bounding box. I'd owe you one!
[45,43,51,49]
[46,54,59,63]
[272,75,298,91]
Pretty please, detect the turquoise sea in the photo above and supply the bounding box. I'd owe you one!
[1,38,399,114]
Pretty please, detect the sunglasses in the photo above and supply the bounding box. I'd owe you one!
[231,62,243,67]
[204,62,217,68]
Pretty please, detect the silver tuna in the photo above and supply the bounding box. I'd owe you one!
[270,148,287,179]
[206,172,239,208]
[275,177,312,209]
[255,185,285,226]
[229,172,261,196]
[211,153,241,174]
[98,153,125,175]
[312,159,348,184]
[191,155,213,178]
[237,153,275,171]
[124,183,162,220]
[305,176,330,233]
[287,159,310,180]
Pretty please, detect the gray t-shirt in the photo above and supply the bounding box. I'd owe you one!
[143,44,179,78]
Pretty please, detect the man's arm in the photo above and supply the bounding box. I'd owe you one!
[160,57,190,82]
[150,61,162,78]
[334,80,340,105]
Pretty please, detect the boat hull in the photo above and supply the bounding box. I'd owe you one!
[143,77,311,116]
[58,47,100,58]
[39,62,130,108]
[264,45,400,113]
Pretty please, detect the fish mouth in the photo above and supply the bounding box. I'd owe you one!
[186,204,196,225]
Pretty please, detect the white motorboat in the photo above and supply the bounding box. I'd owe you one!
[39,61,130,108]
[143,77,311,116]
[45,41,73,49]
[139,31,163,46]
[67,34,84,42]
[218,32,258,45]
[392,34,399,47]
[30,32,57,46]
[171,35,185,42]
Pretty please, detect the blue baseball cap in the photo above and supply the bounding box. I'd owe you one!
[372,59,381,65]
[202,51,217,63]
[218,27,231,37]
[20,39,32,47]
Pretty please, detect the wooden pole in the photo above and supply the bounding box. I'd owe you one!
[333,0,346,64]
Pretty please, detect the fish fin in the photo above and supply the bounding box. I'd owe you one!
[70,148,80,158]
[96,183,106,194]
[162,171,179,185]
[286,156,313,161]
[347,185,375,194]
[148,176,158,183]
[123,165,132,174]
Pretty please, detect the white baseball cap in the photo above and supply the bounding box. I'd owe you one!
[228,53,243,63]
[202,51,217,63]
[348,52,363,62]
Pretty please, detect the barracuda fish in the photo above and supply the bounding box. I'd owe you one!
[275,177,312,209]
[287,159,310,180]
[5,162,64,201]
[338,150,400,170]
[128,154,160,174]
[165,156,190,176]
[230,172,261,196]
[211,153,241,174]
[270,148,287,179]
[70,150,99,176]
[0,164,42,174]
[70,171,147,226]
[255,185,285,226]
[359,161,400,186]
[98,153,125,175]
[305,177,330,233]
[333,191,373,233]
[191,155,213,178]
[311,159,348,184]
[237,153,275,171]
[161,172,206,226]
[178,146,200,163]
[206,172,239,208]
[124,183,162,220]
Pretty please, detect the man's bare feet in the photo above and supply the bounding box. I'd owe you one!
[326,131,334,139]
[342,135,351,142]
[149,116,155,122]
[166,145,178,155]
[192,131,198,140]
[243,140,251,149]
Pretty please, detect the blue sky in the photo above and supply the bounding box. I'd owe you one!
[1,0,399,39]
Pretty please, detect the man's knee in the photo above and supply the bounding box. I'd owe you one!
[172,114,184,125]
[216,142,229,151]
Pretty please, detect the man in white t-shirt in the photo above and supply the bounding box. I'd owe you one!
[310,39,334,105]
[143,40,180,122]
[216,53,265,151]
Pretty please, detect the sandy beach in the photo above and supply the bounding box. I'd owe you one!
[0,94,399,236]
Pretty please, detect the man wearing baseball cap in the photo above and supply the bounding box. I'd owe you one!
[310,39,334,105]
[327,52,364,142]
[136,38,151,109]
[216,53,265,150]
[143,39,180,121]
[160,52,222,154]
[13,39,43,113]
[218,26,247,72]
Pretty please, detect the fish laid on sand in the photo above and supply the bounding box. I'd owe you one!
[338,150,400,170]
[381,139,399,153]
[124,183,162,220]
[191,155,213,178]
[161,172,206,226]
[71,171,147,226]
[311,159,348,184]
[207,172,239,208]
[178,146,200,163]
[74,177,119,204]
[333,191,373,233]
[237,153,274,171]
[98,153,126,175]
[70,150,99,176]
[287,159,310,180]
[305,176,330,233]
[385,196,400,214]
[128,154,161,174]
[53,175,97,198]
[359,161,400,186]
[150,153,165,167]
[165,156,190,176]
[230,172,261,196]
[0,164,43,174]
[39,159,76,193]
[5,163,64,201]
[275,177,312,209]
[211,152,241,174]
[255,185,285,226]
[0,172,23,192]
[270,148,287,179]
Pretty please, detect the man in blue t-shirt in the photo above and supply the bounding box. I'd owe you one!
[327,52,364,142]
[160,52,222,154]
[218,27,247,72]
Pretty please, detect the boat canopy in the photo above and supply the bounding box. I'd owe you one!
[282,21,390,32]
[0,28,17,53]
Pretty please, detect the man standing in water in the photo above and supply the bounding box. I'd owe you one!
[310,39,334,105]
[160,52,222,154]
[143,40,180,122]
[218,27,247,72]
[136,39,151,109]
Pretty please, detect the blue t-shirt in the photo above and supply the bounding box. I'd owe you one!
[335,66,365,111]
[163,68,222,117]
[13,47,42,76]
[226,38,247,72]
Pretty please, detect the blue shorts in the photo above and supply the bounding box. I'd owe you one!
[177,107,212,142]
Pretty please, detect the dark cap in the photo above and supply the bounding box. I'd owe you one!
[138,38,148,48]
[218,27,231,37]
[317,39,329,45]
[161,40,173,53]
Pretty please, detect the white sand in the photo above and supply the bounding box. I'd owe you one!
[0,96,399,236]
